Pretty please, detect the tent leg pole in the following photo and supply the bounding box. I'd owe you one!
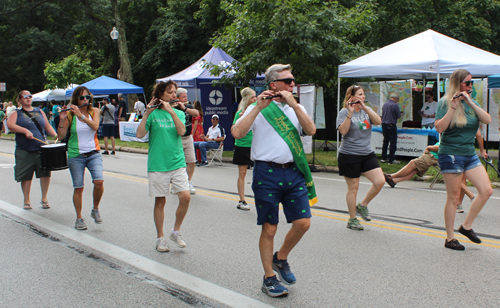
[336,77,341,159]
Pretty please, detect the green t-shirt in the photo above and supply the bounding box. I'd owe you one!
[233,110,253,147]
[430,141,440,160]
[435,98,479,156]
[0,111,5,121]
[146,108,186,172]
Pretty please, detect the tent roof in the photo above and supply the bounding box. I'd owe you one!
[66,76,144,96]
[156,47,238,87]
[339,29,500,79]
[488,74,500,88]
[32,84,80,102]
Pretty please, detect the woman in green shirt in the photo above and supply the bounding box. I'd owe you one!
[435,69,492,250]
[231,87,256,211]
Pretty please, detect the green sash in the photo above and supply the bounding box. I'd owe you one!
[260,102,318,206]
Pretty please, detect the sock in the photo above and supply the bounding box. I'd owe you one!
[172,230,179,235]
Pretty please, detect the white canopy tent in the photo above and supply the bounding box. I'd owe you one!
[336,29,500,148]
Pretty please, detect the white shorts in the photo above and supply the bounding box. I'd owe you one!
[182,135,196,164]
[148,168,189,197]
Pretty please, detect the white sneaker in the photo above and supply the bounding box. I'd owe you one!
[169,231,186,248]
[156,237,170,252]
[189,182,196,195]
[237,200,250,211]
[456,205,464,213]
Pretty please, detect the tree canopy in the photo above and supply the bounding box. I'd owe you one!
[2,0,500,100]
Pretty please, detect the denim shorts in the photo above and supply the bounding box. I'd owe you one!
[438,154,482,174]
[68,153,104,188]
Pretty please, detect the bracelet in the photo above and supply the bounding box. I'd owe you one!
[58,126,64,128]
[451,107,457,110]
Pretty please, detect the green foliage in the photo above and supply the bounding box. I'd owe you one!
[209,0,377,87]
[44,54,95,89]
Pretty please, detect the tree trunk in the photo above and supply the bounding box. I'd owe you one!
[110,0,133,85]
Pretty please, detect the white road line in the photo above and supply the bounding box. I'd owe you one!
[0,200,273,308]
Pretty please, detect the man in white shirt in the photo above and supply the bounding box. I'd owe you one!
[193,114,224,166]
[233,63,316,298]
[419,92,437,128]
[134,98,146,117]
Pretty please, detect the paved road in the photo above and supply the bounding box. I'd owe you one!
[1,139,500,307]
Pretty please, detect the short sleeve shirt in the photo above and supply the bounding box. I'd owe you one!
[101,104,116,125]
[336,107,374,155]
[435,98,480,156]
[119,99,128,118]
[145,109,186,172]
[175,103,195,136]
[233,110,252,147]
[421,101,437,125]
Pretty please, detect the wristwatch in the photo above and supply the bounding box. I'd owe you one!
[80,115,85,121]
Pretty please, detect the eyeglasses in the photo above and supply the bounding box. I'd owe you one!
[462,80,474,86]
[21,95,32,99]
[272,78,295,85]
[79,95,91,101]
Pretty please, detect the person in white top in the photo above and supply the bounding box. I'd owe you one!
[134,98,146,117]
[233,63,316,297]
[193,114,224,166]
[419,91,438,128]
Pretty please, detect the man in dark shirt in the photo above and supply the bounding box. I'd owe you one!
[117,93,128,121]
[381,92,402,164]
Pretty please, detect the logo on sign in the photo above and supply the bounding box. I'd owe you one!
[209,90,223,105]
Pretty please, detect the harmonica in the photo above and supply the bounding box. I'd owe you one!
[453,90,473,99]
[58,103,90,113]
[263,94,282,100]
[148,99,179,109]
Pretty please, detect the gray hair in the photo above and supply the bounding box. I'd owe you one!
[176,88,188,97]
[118,93,123,98]
[390,92,400,99]
[265,64,292,84]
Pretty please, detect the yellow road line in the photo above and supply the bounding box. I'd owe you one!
[0,153,14,158]
[101,170,500,249]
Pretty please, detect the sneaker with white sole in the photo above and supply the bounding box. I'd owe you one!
[169,231,186,248]
[237,200,250,211]
[75,218,87,230]
[262,275,288,297]
[90,209,103,223]
[189,182,196,195]
[456,205,464,213]
[156,237,170,252]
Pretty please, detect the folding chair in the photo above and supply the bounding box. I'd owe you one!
[207,137,225,166]
[429,164,442,188]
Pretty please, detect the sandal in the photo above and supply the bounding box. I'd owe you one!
[40,201,50,209]
[23,204,32,210]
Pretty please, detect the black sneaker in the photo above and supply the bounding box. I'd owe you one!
[458,225,481,243]
[445,238,465,250]
[102,150,109,155]
[111,151,115,155]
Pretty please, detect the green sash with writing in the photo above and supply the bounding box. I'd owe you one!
[260,102,318,206]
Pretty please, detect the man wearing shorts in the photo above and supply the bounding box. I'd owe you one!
[136,80,191,252]
[175,88,199,194]
[232,64,317,297]
[100,98,116,154]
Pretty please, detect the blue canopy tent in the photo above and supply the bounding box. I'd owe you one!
[157,47,264,151]
[66,76,145,96]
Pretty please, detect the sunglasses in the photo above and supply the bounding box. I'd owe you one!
[462,80,474,86]
[79,95,91,101]
[21,95,32,99]
[272,78,295,85]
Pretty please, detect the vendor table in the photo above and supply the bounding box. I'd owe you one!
[119,121,149,142]
[371,127,439,157]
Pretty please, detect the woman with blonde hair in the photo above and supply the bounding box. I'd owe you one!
[435,69,492,250]
[336,85,384,230]
[231,87,256,210]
